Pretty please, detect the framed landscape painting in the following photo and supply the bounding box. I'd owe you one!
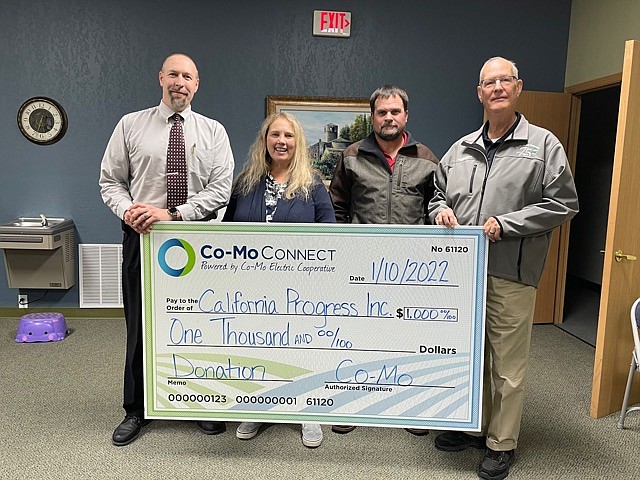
[266,95,372,180]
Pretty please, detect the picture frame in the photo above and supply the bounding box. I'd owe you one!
[266,95,372,181]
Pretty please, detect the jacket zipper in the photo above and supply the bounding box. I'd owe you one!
[396,158,404,188]
[475,169,489,225]
[387,175,393,221]
[516,239,523,281]
[468,163,477,195]
[464,144,490,225]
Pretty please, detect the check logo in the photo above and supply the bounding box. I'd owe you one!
[158,238,196,277]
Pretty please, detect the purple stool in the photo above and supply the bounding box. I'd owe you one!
[15,312,68,343]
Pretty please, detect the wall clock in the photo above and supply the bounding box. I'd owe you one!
[17,97,68,145]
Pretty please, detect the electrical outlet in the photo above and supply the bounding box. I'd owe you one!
[18,295,28,308]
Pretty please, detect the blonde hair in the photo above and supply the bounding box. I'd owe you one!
[235,112,316,200]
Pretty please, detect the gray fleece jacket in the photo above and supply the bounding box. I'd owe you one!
[428,114,579,287]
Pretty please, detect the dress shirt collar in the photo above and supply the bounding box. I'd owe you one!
[158,101,193,122]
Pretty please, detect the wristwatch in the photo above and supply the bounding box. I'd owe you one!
[168,207,180,221]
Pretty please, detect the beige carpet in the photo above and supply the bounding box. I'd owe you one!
[1,318,638,480]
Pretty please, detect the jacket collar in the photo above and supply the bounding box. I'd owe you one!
[481,112,521,145]
[462,112,530,150]
[358,130,418,168]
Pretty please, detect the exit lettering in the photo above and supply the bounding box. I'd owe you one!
[320,11,350,32]
[313,10,352,37]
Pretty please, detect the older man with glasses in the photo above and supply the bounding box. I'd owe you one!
[428,57,579,480]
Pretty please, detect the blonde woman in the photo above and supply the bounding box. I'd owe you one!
[223,112,335,446]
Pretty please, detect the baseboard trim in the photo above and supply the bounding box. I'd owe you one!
[0,307,124,318]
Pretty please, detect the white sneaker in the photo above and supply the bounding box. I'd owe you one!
[301,423,323,448]
[236,422,262,440]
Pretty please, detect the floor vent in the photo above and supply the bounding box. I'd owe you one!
[79,244,123,308]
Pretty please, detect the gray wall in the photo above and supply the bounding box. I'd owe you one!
[0,0,572,307]
[566,0,640,86]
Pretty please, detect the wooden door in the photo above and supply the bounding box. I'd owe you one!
[591,40,640,418]
[515,91,574,324]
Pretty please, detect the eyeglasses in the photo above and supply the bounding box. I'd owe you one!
[479,76,518,89]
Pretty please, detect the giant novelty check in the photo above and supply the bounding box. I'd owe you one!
[142,223,487,431]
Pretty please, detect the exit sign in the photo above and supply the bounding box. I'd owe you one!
[313,10,351,38]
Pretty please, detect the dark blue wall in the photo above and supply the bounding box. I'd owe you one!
[0,0,572,307]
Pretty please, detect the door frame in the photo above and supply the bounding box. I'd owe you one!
[553,73,623,326]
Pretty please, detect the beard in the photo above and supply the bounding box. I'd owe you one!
[168,89,190,111]
[375,124,404,141]
[170,96,188,111]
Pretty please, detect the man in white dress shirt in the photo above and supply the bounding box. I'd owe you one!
[99,53,234,446]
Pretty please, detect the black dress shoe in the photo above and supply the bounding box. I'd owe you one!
[478,448,515,480]
[405,428,430,436]
[331,425,356,434]
[435,431,486,451]
[112,416,151,446]
[195,420,226,435]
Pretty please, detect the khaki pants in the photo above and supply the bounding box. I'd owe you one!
[479,275,537,451]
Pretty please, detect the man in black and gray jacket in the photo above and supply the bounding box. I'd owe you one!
[429,57,579,480]
[329,85,439,436]
[330,85,439,225]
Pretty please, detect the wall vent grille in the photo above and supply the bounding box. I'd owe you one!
[79,244,123,308]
